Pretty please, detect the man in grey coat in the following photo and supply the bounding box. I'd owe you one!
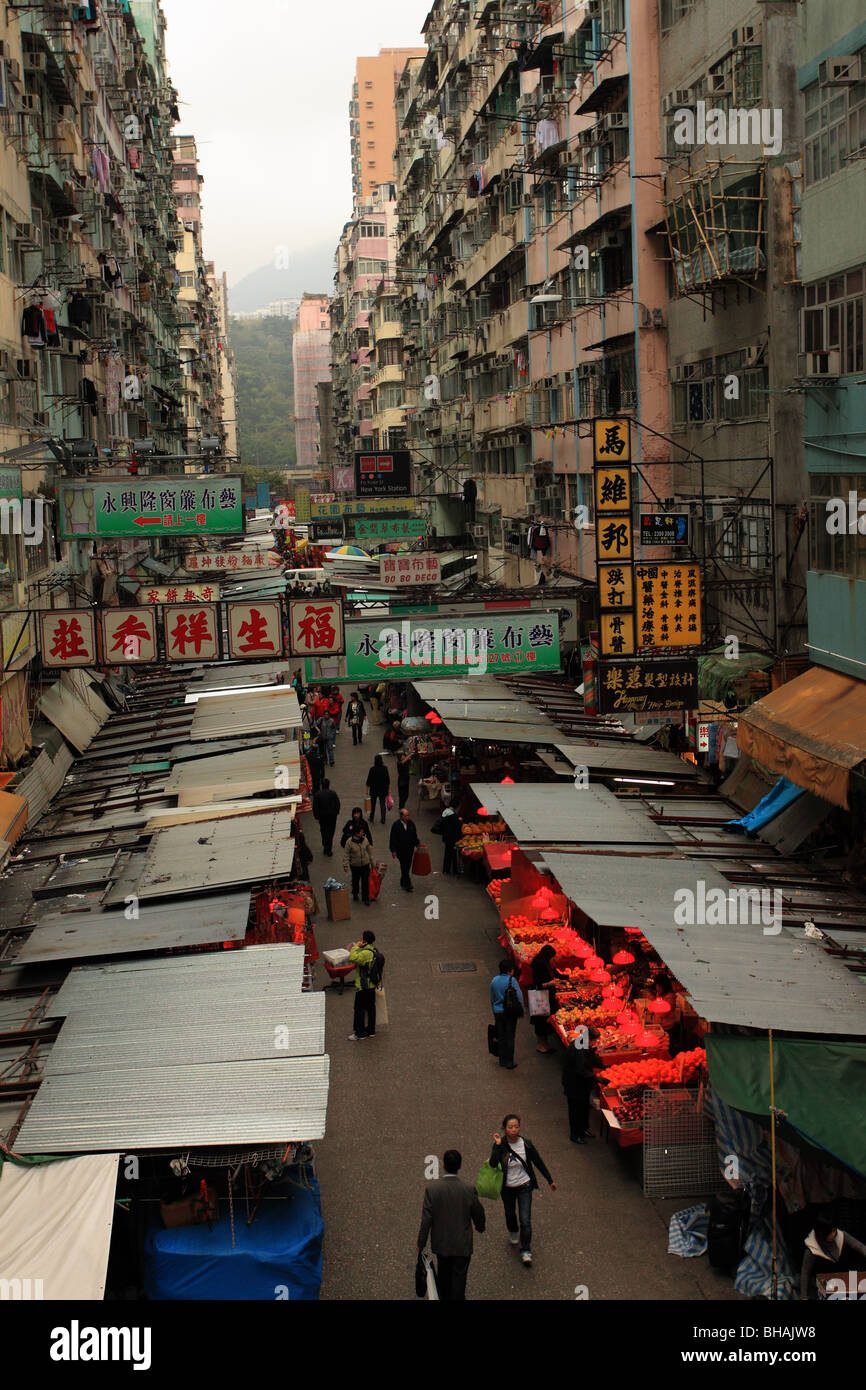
[417,1149,486,1300]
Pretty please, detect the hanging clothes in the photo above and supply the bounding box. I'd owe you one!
[21,305,46,347]
[42,306,59,346]
[536,118,560,153]
[67,292,92,329]
[80,378,98,418]
[528,524,551,554]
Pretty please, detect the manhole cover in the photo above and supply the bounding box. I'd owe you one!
[438,962,477,973]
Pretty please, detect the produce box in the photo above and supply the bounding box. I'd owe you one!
[325,887,351,922]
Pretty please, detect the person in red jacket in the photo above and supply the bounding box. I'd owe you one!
[328,688,344,730]
[311,689,330,721]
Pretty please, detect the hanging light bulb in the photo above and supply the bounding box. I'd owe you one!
[613,949,635,966]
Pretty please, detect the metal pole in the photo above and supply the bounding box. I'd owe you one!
[769,1027,778,1301]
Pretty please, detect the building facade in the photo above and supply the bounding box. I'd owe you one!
[351,49,426,205]
[292,292,331,478]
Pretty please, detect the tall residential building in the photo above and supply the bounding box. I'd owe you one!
[172,136,224,463]
[293,293,331,476]
[351,49,426,205]
[211,270,240,460]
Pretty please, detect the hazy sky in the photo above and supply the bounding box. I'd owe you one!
[161,0,431,289]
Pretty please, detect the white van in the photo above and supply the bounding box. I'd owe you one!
[285,568,329,593]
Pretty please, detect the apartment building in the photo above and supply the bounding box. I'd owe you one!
[293,292,331,476]
[799,1,866,681]
[172,135,225,461]
[351,49,426,205]
[210,269,240,460]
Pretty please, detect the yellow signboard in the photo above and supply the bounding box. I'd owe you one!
[598,562,634,611]
[596,514,633,563]
[593,417,631,464]
[599,611,636,658]
[635,563,702,648]
[594,465,632,515]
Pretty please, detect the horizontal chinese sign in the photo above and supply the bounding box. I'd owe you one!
[352,516,426,540]
[137,584,219,604]
[57,478,244,539]
[597,659,699,714]
[344,612,561,680]
[635,563,702,649]
[379,554,441,587]
[288,598,345,657]
[355,451,412,499]
[640,514,690,547]
[310,496,417,521]
[183,550,280,572]
[36,601,287,666]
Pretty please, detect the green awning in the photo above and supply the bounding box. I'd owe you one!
[706,1034,866,1177]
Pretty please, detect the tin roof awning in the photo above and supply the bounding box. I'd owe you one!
[576,72,628,116]
[0,1153,119,1298]
[737,667,866,810]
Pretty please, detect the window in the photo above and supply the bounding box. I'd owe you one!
[659,0,697,33]
[809,473,866,578]
[805,63,866,186]
[715,503,771,569]
[671,354,768,426]
[357,258,387,276]
[0,524,17,596]
[376,339,402,368]
[804,266,865,374]
[179,271,194,287]
[376,383,404,410]
[23,501,51,576]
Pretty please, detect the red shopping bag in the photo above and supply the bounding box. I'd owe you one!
[412,844,432,876]
[369,862,386,901]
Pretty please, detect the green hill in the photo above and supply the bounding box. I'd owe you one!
[233,316,297,480]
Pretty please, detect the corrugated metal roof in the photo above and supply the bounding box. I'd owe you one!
[439,719,559,744]
[470,782,672,843]
[164,742,300,802]
[190,689,302,740]
[753,791,834,856]
[11,892,251,966]
[14,1058,330,1152]
[129,813,296,900]
[428,699,552,725]
[39,683,106,753]
[554,741,701,780]
[412,678,526,700]
[193,661,288,690]
[538,849,866,1035]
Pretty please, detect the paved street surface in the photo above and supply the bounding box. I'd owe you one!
[310,715,741,1301]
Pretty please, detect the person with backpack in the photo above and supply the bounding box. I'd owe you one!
[489,1114,556,1266]
[347,930,384,1040]
[432,807,463,875]
[343,825,373,906]
[490,959,524,1070]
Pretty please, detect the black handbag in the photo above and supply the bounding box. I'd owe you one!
[488,1023,499,1056]
[415,1252,428,1298]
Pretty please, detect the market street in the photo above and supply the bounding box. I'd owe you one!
[310,718,741,1301]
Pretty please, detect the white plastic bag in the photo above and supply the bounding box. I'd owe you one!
[422,1252,439,1300]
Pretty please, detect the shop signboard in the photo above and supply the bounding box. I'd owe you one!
[640,514,690,547]
[293,491,311,523]
[341,611,561,681]
[378,554,441,587]
[310,495,417,521]
[635,563,702,648]
[599,611,636,659]
[57,478,244,539]
[331,465,355,492]
[226,601,282,659]
[288,597,345,657]
[352,516,426,540]
[163,604,220,662]
[101,609,158,664]
[39,611,97,668]
[184,550,280,572]
[354,450,412,499]
[597,659,699,714]
[597,562,634,612]
[137,583,219,604]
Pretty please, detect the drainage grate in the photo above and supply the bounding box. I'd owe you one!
[438,962,478,974]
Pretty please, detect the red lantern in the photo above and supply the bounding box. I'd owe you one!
[477,806,488,816]
[589,968,611,984]
[573,940,592,959]
[619,1013,640,1035]
[602,982,622,998]
[636,1030,662,1049]
[585,954,603,970]
[540,907,559,922]
[613,950,635,966]
[531,891,547,909]
[647,997,671,1014]
[501,776,515,784]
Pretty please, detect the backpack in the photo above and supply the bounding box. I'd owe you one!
[363,948,385,989]
[503,978,524,1019]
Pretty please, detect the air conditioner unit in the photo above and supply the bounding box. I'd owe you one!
[578,128,596,146]
[802,349,841,377]
[603,112,628,131]
[15,221,41,247]
[6,59,20,85]
[742,26,756,45]
[621,390,637,407]
[470,523,487,541]
[709,72,731,95]
[24,51,47,72]
[819,55,860,85]
[602,231,624,248]
[19,93,38,112]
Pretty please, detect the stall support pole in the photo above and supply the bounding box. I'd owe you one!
[768,1029,778,1301]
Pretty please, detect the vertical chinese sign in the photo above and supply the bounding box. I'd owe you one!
[594,418,634,659]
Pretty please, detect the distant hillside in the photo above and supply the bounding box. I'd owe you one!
[233,317,297,474]
[228,245,335,314]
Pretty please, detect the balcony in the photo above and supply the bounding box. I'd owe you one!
[474,392,527,434]
[369,363,403,389]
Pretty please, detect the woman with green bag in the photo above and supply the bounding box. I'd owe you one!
[489,1114,556,1266]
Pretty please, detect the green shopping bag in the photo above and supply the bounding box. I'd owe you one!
[476,1159,503,1201]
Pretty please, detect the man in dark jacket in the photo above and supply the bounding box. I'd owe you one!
[389,808,419,891]
[306,740,324,794]
[562,1026,601,1143]
[339,806,373,848]
[417,1150,486,1301]
[312,779,340,856]
[396,748,413,809]
[432,807,463,875]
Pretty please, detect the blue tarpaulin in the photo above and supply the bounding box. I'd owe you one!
[144,1178,323,1301]
[724,776,805,836]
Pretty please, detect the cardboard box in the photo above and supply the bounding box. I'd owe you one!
[325,887,351,922]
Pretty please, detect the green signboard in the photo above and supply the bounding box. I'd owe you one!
[353,516,426,540]
[0,467,23,504]
[58,477,244,539]
[305,612,561,683]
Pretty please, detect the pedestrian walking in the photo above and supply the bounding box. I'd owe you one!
[562,1026,601,1143]
[366,754,390,825]
[311,687,330,721]
[312,779,340,856]
[291,668,305,705]
[432,807,463,875]
[346,692,366,746]
[339,807,373,848]
[347,929,382,1039]
[328,687,344,730]
[490,958,524,1070]
[489,1115,556,1265]
[396,748,412,809]
[530,944,568,1054]
[290,825,314,882]
[416,1150,486,1301]
[344,826,373,906]
[306,740,324,794]
[389,807,419,892]
[317,713,337,767]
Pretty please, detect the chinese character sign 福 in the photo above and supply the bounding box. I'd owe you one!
[288,599,345,657]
